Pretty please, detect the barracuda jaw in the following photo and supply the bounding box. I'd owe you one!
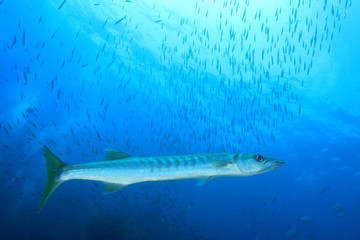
[235,154,285,175]
[259,158,285,174]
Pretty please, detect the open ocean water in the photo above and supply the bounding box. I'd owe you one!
[0,0,359,239]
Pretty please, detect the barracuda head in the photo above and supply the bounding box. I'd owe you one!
[235,154,285,176]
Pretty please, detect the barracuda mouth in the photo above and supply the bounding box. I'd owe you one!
[261,158,285,173]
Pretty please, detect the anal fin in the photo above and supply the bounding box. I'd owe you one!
[103,182,127,194]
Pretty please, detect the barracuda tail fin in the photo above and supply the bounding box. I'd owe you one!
[39,145,67,211]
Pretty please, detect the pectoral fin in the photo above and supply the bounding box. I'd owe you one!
[209,160,233,168]
[196,177,213,186]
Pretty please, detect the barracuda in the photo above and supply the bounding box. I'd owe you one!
[40,145,285,211]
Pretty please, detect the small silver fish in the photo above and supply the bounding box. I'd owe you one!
[297,215,313,224]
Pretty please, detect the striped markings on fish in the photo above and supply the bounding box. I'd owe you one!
[40,145,285,211]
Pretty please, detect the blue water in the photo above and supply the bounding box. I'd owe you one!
[1,0,359,239]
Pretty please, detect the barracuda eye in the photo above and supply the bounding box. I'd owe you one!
[256,154,264,162]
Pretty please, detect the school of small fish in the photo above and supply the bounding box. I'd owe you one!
[0,0,351,239]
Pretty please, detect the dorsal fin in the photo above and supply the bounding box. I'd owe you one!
[104,149,131,160]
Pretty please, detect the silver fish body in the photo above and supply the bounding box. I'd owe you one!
[62,154,242,184]
[40,146,285,210]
